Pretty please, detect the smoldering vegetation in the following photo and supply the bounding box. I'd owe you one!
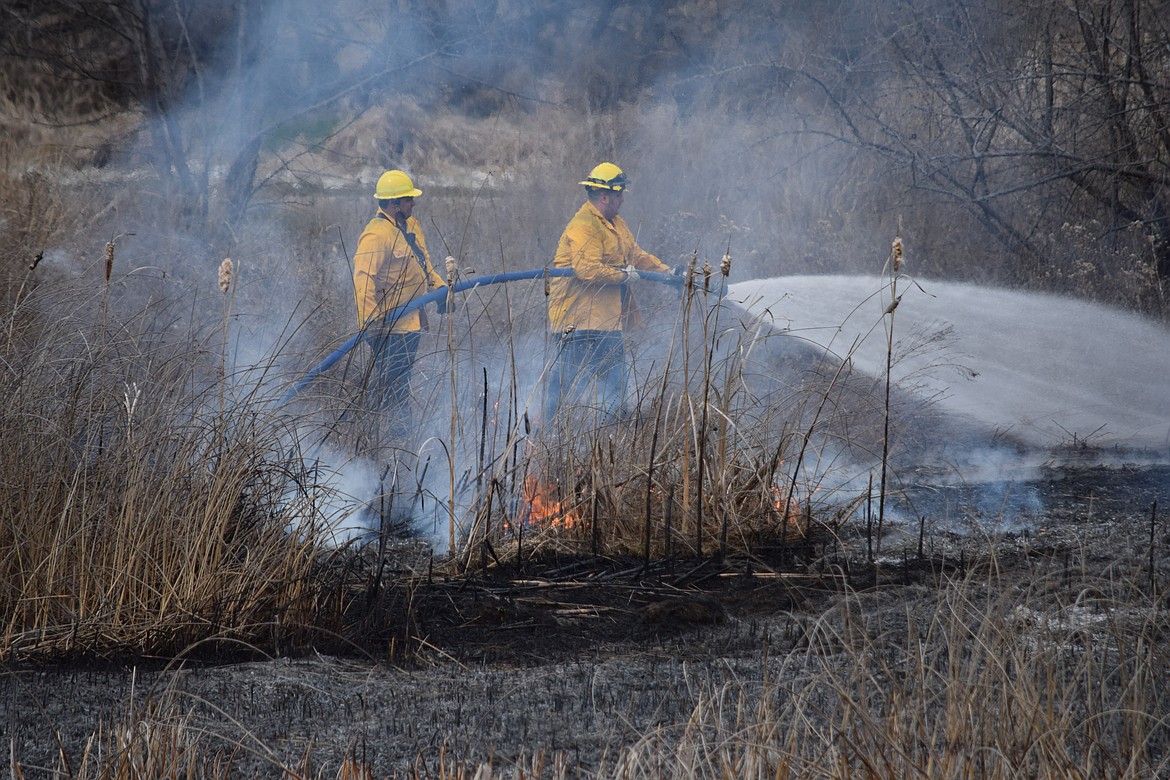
[2,0,1169,777]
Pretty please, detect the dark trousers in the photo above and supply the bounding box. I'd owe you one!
[364,330,421,435]
[544,330,627,426]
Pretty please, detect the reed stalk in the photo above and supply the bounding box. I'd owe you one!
[679,252,697,551]
[876,234,904,554]
[695,260,715,557]
[446,256,458,557]
[217,257,234,414]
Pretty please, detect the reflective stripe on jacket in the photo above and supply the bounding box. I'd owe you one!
[353,208,447,333]
[548,201,669,332]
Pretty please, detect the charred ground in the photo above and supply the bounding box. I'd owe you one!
[4,460,1167,777]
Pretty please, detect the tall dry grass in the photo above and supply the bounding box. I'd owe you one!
[0,267,345,663]
[427,251,877,568]
[4,174,1162,779]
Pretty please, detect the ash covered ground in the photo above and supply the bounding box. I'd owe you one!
[3,460,1167,777]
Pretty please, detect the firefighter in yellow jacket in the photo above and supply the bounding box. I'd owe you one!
[545,162,673,423]
[353,170,448,431]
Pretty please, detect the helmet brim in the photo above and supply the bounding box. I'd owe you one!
[374,188,423,199]
[579,181,627,192]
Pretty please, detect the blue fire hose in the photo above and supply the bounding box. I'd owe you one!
[279,267,699,403]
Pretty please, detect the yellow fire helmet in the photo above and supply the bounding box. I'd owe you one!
[579,162,629,192]
[374,169,423,199]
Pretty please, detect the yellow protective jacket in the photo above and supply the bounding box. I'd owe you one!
[548,201,670,332]
[353,208,447,333]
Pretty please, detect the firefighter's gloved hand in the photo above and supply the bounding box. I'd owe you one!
[623,265,640,281]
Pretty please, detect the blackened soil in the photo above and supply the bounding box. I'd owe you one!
[3,463,1167,778]
[384,464,1169,667]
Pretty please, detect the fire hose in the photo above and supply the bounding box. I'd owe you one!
[279,267,715,403]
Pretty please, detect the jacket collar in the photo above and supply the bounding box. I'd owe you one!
[376,206,410,227]
[583,199,617,227]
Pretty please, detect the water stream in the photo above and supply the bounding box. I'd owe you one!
[728,274,1170,459]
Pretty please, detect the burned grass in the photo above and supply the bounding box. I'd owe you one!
[338,460,1170,671]
[4,461,1168,777]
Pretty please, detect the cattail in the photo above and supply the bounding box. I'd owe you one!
[444,255,458,283]
[29,251,43,272]
[892,236,904,273]
[218,258,233,294]
[702,261,713,291]
[544,268,551,297]
[104,241,115,282]
[719,252,732,277]
[217,258,233,403]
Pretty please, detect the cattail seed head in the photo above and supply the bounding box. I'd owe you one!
[104,241,115,282]
[719,253,732,277]
[218,257,233,294]
[444,255,457,282]
[892,236,904,272]
[702,261,713,291]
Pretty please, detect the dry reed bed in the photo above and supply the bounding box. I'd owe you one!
[1,228,850,663]
[3,139,1164,777]
[0,275,340,663]
[4,281,1166,776]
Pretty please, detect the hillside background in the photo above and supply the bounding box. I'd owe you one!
[3,0,1168,326]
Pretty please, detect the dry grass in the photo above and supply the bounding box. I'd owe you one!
[3,78,1166,777]
[3,264,1163,780]
[0,272,343,663]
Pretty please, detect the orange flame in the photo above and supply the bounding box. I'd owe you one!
[521,475,585,530]
[771,484,810,536]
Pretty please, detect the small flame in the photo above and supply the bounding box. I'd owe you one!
[771,484,810,537]
[521,475,585,530]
